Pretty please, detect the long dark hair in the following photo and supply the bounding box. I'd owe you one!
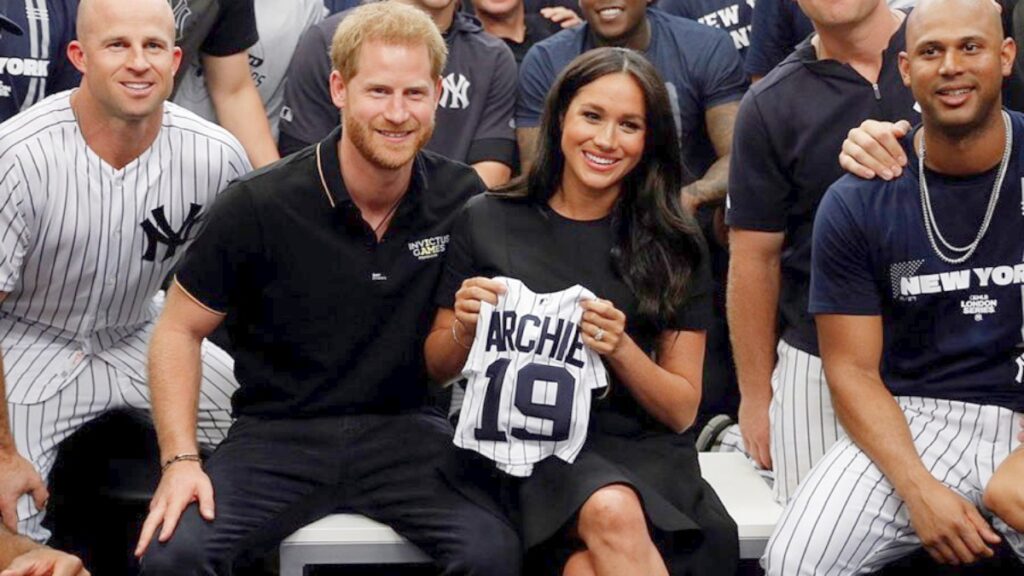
[495,47,705,331]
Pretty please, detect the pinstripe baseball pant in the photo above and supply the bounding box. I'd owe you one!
[715,339,844,503]
[8,320,236,542]
[763,397,1024,576]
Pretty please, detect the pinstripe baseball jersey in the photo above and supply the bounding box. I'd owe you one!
[0,90,250,404]
[454,277,608,477]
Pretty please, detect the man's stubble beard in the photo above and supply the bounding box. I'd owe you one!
[344,112,436,170]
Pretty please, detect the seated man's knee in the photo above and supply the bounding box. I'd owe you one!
[440,509,521,576]
[984,451,1024,532]
[577,485,650,551]
[761,520,831,576]
[139,508,213,576]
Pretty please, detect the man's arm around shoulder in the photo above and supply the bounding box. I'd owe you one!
[135,283,225,557]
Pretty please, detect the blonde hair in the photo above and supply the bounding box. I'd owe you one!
[330,2,447,82]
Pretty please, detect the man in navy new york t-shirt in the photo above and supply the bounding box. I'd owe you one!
[763,0,1024,572]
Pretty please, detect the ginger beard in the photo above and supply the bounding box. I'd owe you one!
[343,108,435,170]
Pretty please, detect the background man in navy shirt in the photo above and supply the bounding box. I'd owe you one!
[657,0,753,60]
[470,0,564,64]
[280,0,517,188]
[765,0,1024,571]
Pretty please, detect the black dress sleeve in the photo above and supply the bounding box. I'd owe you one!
[667,246,714,332]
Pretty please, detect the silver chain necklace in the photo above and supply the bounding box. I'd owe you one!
[918,110,1011,265]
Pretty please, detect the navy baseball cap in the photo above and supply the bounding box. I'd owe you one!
[0,0,23,36]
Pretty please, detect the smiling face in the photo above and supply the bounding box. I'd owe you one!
[900,0,1014,138]
[69,0,181,124]
[559,72,646,200]
[331,40,440,171]
[578,0,649,46]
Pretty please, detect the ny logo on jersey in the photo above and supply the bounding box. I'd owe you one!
[170,0,192,42]
[439,73,471,110]
[140,203,203,262]
[1015,352,1024,384]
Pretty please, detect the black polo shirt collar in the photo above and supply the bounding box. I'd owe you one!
[314,126,429,235]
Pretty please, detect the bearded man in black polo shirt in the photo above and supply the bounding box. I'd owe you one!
[133,3,521,574]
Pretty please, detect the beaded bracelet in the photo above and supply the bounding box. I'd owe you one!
[161,453,202,473]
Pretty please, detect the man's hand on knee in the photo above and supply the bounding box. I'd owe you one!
[905,480,1001,565]
[135,462,215,558]
[0,451,48,532]
[1,546,89,576]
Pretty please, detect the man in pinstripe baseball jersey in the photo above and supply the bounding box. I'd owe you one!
[0,0,249,543]
[763,0,1024,572]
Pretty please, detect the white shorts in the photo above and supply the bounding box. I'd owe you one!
[715,339,844,503]
[763,397,1024,575]
[8,321,236,541]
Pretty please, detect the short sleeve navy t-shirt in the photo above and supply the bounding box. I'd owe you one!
[657,0,753,59]
[810,113,1024,412]
[517,8,747,180]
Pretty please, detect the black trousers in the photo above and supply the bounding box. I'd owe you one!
[141,410,522,576]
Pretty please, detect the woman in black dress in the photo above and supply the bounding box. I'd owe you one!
[425,47,738,575]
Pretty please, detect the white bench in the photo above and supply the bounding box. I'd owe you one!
[279,452,782,575]
[698,452,784,559]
